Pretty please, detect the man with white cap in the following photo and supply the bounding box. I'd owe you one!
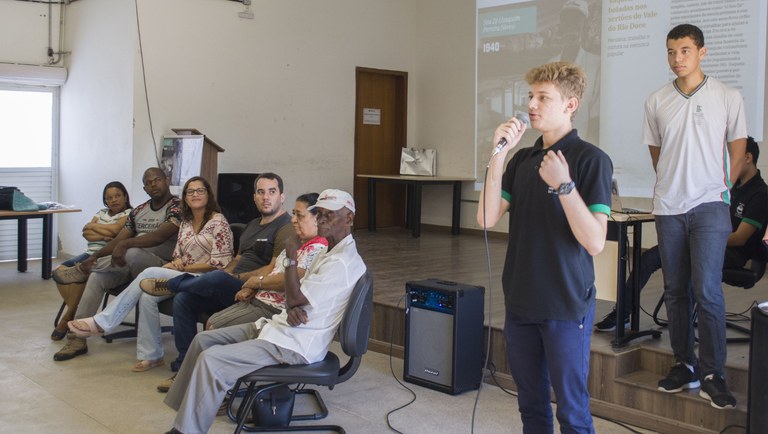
[163,189,366,434]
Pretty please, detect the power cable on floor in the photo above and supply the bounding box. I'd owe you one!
[385,295,416,434]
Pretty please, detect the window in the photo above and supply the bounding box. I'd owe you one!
[0,85,58,261]
[0,89,53,167]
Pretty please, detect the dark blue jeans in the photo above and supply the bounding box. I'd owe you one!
[61,252,91,267]
[503,303,596,434]
[655,201,731,376]
[167,270,243,362]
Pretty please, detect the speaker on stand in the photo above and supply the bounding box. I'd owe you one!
[217,173,260,225]
[748,301,768,433]
[403,279,484,395]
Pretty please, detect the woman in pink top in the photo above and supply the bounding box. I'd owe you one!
[68,176,234,371]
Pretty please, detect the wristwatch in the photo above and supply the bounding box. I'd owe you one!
[282,257,298,268]
[548,180,575,195]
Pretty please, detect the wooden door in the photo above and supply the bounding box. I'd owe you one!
[354,68,407,229]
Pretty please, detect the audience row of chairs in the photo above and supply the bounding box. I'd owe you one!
[52,221,373,433]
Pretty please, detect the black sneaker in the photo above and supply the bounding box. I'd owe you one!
[699,373,736,409]
[658,362,700,393]
[594,308,629,332]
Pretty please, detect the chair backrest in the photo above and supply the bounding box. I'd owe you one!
[230,222,247,255]
[751,243,768,280]
[217,173,261,225]
[723,243,768,289]
[337,269,373,358]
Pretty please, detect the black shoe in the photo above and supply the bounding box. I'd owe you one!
[658,362,700,393]
[170,359,182,372]
[699,373,736,409]
[594,308,629,332]
[164,428,183,434]
[50,328,67,341]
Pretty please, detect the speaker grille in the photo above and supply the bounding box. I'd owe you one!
[406,307,454,387]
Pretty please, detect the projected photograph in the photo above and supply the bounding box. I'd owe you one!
[476,0,602,176]
[476,0,766,196]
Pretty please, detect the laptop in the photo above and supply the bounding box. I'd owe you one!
[611,178,651,214]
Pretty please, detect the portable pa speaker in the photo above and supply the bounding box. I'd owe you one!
[217,173,260,225]
[403,279,484,395]
[748,302,768,433]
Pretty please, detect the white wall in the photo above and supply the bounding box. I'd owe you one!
[410,0,486,230]
[0,0,62,65]
[53,0,427,256]
[57,0,136,254]
[130,0,419,209]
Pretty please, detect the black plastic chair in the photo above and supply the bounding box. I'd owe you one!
[52,279,148,342]
[720,245,767,342]
[52,281,133,339]
[99,282,139,343]
[228,269,374,434]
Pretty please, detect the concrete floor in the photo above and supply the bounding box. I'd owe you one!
[0,260,653,433]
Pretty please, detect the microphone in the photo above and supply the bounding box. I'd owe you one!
[490,138,508,158]
[490,112,529,158]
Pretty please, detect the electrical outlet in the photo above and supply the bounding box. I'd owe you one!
[238,11,254,19]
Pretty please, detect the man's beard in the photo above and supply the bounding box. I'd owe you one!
[259,205,278,217]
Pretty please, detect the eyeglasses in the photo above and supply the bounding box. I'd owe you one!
[185,188,208,196]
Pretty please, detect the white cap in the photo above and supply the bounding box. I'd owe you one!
[310,189,356,214]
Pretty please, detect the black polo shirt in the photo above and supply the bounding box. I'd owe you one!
[500,129,612,321]
[729,170,768,261]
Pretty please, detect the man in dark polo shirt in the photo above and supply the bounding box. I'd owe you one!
[141,172,293,375]
[477,62,612,433]
[725,137,768,268]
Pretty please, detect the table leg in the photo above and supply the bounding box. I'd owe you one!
[630,225,643,331]
[42,214,53,279]
[17,217,28,273]
[614,223,628,343]
[451,181,461,235]
[404,184,413,230]
[612,221,662,347]
[412,183,422,238]
[367,178,376,232]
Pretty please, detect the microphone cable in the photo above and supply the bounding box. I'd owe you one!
[468,163,500,434]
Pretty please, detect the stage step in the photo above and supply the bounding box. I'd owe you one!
[591,346,748,433]
[369,297,753,434]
